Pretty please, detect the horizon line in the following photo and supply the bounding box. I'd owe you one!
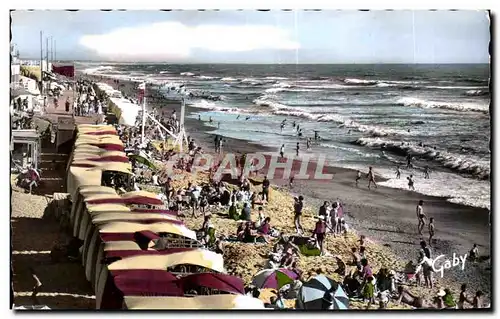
[16,58,490,65]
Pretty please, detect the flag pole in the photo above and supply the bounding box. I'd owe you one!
[141,83,146,144]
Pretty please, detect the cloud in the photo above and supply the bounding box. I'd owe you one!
[79,22,299,61]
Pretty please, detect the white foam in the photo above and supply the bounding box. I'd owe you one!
[396,97,489,113]
[265,76,288,80]
[196,75,218,80]
[82,65,114,74]
[220,77,238,82]
[344,78,378,85]
[253,96,411,137]
[355,137,490,179]
[180,72,195,76]
[191,99,244,114]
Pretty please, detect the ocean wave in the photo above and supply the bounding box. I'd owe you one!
[320,143,380,158]
[82,66,114,74]
[240,78,276,85]
[465,89,490,97]
[355,137,490,179]
[196,75,219,80]
[220,77,238,82]
[396,97,489,113]
[265,76,288,80]
[180,72,195,76]
[344,78,379,85]
[159,71,171,74]
[190,100,241,113]
[253,96,411,137]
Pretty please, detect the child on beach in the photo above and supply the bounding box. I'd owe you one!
[428,217,435,246]
[396,165,401,179]
[355,170,361,187]
[407,175,415,190]
[367,167,377,189]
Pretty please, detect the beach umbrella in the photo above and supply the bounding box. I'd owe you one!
[128,151,156,170]
[251,268,298,289]
[296,274,349,310]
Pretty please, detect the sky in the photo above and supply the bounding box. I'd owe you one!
[10,10,490,64]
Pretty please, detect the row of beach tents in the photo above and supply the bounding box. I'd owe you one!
[65,124,265,309]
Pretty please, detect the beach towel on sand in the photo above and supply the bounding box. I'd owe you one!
[299,244,321,257]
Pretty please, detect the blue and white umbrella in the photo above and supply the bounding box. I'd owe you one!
[296,274,349,310]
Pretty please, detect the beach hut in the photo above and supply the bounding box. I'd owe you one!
[96,249,224,309]
[179,273,245,296]
[93,241,194,290]
[121,191,164,209]
[76,201,130,240]
[99,270,183,309]
[69,186,118,229]
[107,249,224,274]
[131,208,178,217]
[87,222,199,288]
[122,295,265,310]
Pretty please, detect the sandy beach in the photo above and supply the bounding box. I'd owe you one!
[102,77,491,301]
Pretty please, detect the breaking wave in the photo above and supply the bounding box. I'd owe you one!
[354,137,490,180]
[396,97,489,113]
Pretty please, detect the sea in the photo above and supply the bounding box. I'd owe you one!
[81,63,491,210]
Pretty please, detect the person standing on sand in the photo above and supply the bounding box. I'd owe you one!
[408,174,415,190]
[417,200,426,235]
[262,176,270,202]
[280,144,285,158]
[294,196,305,235]
[296,142,300,157]
[367,167,377,189]
[65,98,70,112]
[214,135,220,153]
[424,166,430,179]
[458,284,473,309]
[355,170,361,187]
[396,165,401,179]
[428,217,435,246]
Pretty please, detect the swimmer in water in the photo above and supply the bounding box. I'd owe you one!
[298,129,303,137]
[406,154,413,169]
[314,131,320,141]
[198,115,201,121]
[292,121,296,128]
[296,124,300,132]
[218,122,220,129]
[245,116,250,121]
[280,122,285,132]
[306,137,311,150]
[236,115,240,120]
[407,174,415,191]
[209,116,213,123]
[396,165,401,179]
[355,170,361,187]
